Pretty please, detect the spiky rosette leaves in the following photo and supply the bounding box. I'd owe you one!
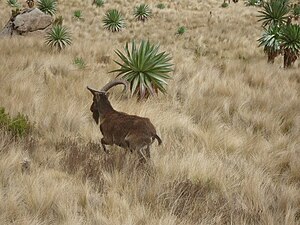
[245,0,263,7]
[103,9,125,32]
[134,4,152,22]
[37,0,57,16]
[45,25,72,51]
[7,0,20,8]
[258,0,290,27]
[110,40,173,99]
[292,4,300,18]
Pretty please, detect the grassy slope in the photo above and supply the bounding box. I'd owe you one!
[0,0,300,224]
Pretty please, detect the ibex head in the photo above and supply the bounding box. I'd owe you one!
[87,79,128,124]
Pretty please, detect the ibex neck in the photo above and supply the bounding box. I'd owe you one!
[99,102,115,116]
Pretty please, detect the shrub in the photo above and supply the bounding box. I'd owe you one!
[156,3,165,9]
[134,4,152,22]
[245,0,263,6]
[0,107,31,138]
[45,25,72,51]
[176,26,186,35]
[73,57,86,69]
[37,0,57,16]
[110,40,173,99]
[221,2,229,7]
[0,108,10,127]
[9,113,31,137]
[103,9,125,32]
[73,10,84,20]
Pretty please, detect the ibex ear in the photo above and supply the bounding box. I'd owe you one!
[106,92,110,98]
[87,86,97,95]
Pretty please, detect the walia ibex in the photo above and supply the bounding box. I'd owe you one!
[87,80,162,160]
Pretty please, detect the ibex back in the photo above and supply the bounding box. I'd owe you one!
[87,80,162,160]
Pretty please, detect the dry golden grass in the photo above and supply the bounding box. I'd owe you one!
[0,0,300,224]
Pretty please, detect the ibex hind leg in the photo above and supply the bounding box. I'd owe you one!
[145,145,150,158]
[124,140,133,153]
[138,145,151,163]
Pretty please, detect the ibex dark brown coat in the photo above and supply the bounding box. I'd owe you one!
[87,80,162,160]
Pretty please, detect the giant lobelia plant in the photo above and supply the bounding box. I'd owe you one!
[258,25,282,63]
[279,24,300,68]
[103,9,125,32]
[45,25,72,51]
[110,40,173,99]
[134,4,152,22]
[257,0,300,67]
[37,0,57,16]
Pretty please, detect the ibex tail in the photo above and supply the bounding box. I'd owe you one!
[153,134,162,145]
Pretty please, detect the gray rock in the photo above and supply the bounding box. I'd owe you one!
[0,8,53,37]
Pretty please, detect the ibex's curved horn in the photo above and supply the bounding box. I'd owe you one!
[87,86,98,95]
[100,79,128,93]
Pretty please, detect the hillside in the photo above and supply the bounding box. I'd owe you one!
[0,0,300,224]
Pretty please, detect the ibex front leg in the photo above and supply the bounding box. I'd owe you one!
[101,138,109,154]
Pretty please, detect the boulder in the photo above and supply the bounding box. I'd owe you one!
[0,8,52,37]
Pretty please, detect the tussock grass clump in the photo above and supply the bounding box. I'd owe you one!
[159,179,229,223]
[58,138,152,190]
